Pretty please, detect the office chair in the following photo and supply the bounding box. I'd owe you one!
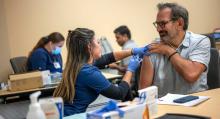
[99,37,113,55]
[203,33,216,48]
[98,37,120,74]
[10,56,28,74]
[207,48,220,89]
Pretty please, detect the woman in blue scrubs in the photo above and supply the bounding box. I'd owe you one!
[53,28,146,116]
[27,32,65,73]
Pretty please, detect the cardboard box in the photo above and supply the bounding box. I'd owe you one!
[8,71,45,91]
[138,86,158,117]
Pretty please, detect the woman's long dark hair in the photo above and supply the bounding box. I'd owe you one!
[28,32,64,57]
[53,28,95,103]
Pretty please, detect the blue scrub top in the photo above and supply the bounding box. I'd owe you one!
[27,48,63,73]
[64,64,111,116]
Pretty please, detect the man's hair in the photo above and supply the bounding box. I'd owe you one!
[114,25,131,39]
[157,3,189,31]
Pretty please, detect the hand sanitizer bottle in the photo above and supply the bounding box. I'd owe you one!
[26,91,46,119]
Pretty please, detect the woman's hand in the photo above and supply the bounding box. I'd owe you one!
[127,55,142,73]
[132,45,150,57]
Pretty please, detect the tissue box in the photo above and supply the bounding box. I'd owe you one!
[87,86,158,119]
[87,102,146,119]
[39,97,63,119]
[138,86,158,117]
[8,70,51,91]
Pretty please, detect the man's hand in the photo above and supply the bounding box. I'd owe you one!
[108,63,118,69]
[108,63,127,73]
[149,42,176,57]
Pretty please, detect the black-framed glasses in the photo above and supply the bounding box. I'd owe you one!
[153,20,173,29]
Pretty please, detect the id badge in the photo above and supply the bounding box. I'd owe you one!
[54,62,61,69]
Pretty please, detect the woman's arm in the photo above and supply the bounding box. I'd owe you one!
[100,71,134,101]
[94,47,148,68]
[100,56,142,101]
[28,51,47,71]
[113,49,132,61]
[93,50,132,69]
[93,52,116,69]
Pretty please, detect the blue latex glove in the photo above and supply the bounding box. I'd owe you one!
[132,45,150,58]
[88,100,125,118]
[127,55,142,73]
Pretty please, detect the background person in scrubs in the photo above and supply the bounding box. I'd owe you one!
[27,32,65,73]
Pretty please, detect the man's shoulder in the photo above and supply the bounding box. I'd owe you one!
[149,53,164,62]
[123,40,137,49]
[188,31,209,42]
[187,31,210,47]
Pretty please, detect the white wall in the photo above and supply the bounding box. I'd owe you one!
[1,0,220,81]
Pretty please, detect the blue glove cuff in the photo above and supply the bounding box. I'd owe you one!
[87,100,125,118]
[127,68,135,73]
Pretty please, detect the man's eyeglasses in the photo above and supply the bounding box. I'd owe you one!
[153,20,173,29]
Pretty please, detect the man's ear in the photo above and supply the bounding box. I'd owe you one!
[177,18,184,30]
[121,34,128,42]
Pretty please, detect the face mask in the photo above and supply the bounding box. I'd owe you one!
[52,46,61,55]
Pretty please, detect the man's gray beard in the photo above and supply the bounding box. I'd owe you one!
[160,36,170,43]
[161,36,175,47]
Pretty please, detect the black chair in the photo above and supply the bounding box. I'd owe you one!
[207,48,220,89]
[99,37,114,55]
[10,56,28,74]
[203,33,216,48]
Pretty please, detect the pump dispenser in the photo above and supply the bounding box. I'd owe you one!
[26,91,46,119]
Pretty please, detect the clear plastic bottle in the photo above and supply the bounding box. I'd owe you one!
[26,91,46,119]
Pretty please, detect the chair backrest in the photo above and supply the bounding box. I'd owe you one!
[99,37,113,55]
[207,48,220,89]
[203,33,216,48]
[10,56,28,74]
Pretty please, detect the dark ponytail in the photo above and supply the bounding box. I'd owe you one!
[28,32,64,57]
[53,28,95,102]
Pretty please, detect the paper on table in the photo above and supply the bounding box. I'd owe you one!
[64,113,86,119]
[157,93,209,107]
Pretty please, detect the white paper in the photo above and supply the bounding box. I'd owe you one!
[157,93,209,107]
